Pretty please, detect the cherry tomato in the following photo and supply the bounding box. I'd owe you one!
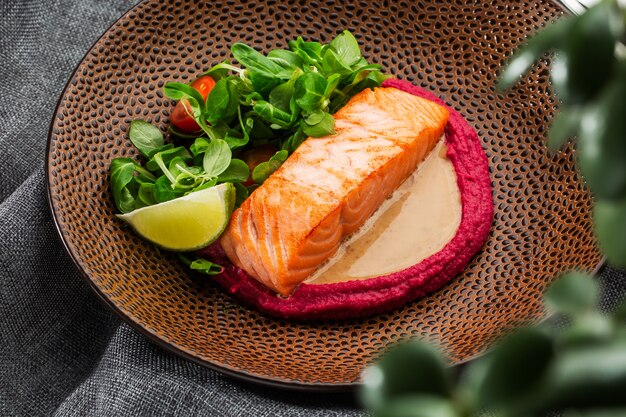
[242,144,279,186]
[170,100,201,133]
[190,75,216,98]
[170,75,216,133]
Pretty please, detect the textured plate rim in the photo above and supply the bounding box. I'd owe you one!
[45,0,598,392]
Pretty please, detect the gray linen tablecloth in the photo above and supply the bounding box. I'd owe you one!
[1,1,624,416]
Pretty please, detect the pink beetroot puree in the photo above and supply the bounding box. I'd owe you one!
[197,79,493,320]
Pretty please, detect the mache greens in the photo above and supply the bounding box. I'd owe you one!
[110,30,388,216]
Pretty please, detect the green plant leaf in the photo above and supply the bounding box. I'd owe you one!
[348,67,379,88]
[545,271,599,316]
[323,73,342,98]
[168,156,190,178]
[205,78,239,125]
[231,43,288,77]
[267,49,304,70]
[137,182,156,206]
[372,395,459,417]
[178,254,224,275]
[321,49,353,77]
[253,100,293,128]
[561,311,614,348]
[301,111,335,137]
[110,158,140,213]
[202,60,243,80]
[329,30,362,67]
[188,178,217,194]
[128,120,164,158]
[220,106,251,150]
[190,137,211,157]
[202,139,232,177]
[144,143,174,159]
[247,116,275,141]
[594,197,626,267]
[252,150,288,184]
[134,168,156,185]
[476,328,553,409]
[269,68,302,113]
[565,410,626,417]
[498,17,574,90]
[288,37,323,67]
[360,341,451,413]
[223,129,249,150]
[550,1,622,104]
[145,147,192,175]
[230,43,290,95]
[294,72,328,112]
[456,352,491,413]
[217,158,250,183]
[303,109,326,125]
[544,343,626,409]
[168,125,201,141]
[242,91,264,106]
[547,106,583,150]
[281,127,307,154]
[163,82,205,116]
[578,77,626,199]
[190,258,223,275]
[153,175,184,203]
[248,71,281,97]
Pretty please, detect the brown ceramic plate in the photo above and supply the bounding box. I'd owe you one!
[47,0,602,390]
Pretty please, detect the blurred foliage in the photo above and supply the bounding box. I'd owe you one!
[362,273,626,416]
[362,1,626,415]
[501,0,626,265]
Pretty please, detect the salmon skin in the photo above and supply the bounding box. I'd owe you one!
[220,87,450,296]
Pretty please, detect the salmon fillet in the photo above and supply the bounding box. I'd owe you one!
[220,87,450,296]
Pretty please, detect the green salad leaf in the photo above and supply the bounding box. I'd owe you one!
[205,78,239,125]
[329,30,362,67]
[218,159,250,183]
[154,175,184,203]
[129,120,164,158]
[294,72,328,112]
[202,139,232,177]
[252,150,289,184]
[192,29,388,151]
[146,147,192,183]
[178,254,224,275]
[110,158,156,213]
[301,111,335,137]
[163,82,205,115]
[110,30,388,273]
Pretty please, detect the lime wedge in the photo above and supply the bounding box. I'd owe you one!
[117,183,235,251]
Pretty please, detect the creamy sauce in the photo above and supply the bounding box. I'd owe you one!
[307,138,462,285]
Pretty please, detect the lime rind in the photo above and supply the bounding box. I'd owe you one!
[117,183,235,251]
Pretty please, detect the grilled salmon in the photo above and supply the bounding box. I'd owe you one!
[220,87,450,295]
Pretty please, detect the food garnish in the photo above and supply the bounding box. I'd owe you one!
[116,183,235,252]
[169,75,216,133]
[110,30,387,268]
